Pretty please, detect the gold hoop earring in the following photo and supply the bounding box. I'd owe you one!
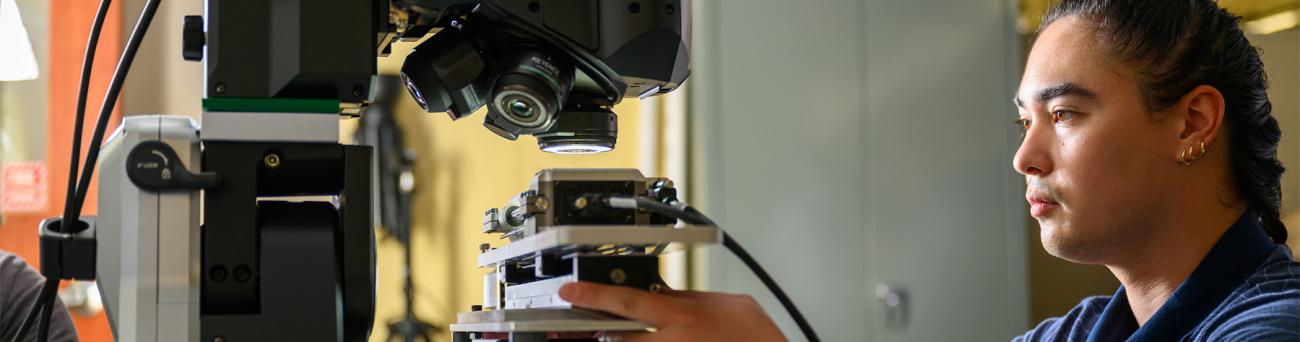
[1182,146,1197,166]
[1180,142,1207,166]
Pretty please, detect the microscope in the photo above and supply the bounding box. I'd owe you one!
[32,0,689,341]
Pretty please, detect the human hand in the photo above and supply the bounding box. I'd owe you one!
[558,281,787,342]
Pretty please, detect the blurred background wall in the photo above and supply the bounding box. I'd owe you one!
[688,0,1028,340]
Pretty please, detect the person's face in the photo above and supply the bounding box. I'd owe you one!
[1014,17,1181,263]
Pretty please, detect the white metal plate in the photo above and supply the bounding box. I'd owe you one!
[450,320,650,333]
[476,225,722,267]
[201,112,339,142]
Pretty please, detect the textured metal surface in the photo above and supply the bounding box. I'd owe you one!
[451,308,650,333]
[476,225,720,267]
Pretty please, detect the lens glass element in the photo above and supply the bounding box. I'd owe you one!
[508,99,534,118]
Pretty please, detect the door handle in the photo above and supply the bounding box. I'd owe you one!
[875,283,909,330]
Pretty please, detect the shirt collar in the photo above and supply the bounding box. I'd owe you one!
[1086,210,1277,342]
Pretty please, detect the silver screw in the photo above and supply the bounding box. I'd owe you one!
[573,197,589,210]
[213,336,226,342]
[610,268,627,284]
[263,153,281,169]
[535,197,550,212]
[215,83,226,94]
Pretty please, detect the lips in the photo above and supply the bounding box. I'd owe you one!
[1025,193,1059,217]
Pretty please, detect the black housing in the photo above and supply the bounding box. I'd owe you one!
[204,0,386,105]
[396,0,690,151]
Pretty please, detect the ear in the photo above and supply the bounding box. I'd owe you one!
[1176,85,1226,149]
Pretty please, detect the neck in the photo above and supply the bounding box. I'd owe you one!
[1105,204,1244,326]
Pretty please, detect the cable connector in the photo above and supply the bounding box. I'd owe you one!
[603,195,638,210]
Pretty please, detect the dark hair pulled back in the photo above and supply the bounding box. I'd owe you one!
[1042,0,1287,243]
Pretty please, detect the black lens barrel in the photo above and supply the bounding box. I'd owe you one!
[483,46,575,139]
[398,26,489,119]
[536,108,618,154]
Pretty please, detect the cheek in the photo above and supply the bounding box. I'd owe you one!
[1054,124,1153,207]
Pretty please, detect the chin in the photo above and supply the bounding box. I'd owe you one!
[1038,222,1106,264]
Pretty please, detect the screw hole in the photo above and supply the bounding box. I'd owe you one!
[210,265,229,282]
[628,2,640,13]
[528,1,540,12]
[233,265,253,282]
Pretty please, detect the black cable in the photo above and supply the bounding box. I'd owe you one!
[10,1,113,342]
[720,232,821,342]
[67,0,163,220]
[9,278,58,342]
[36,283,55,342]
[59,0,111,243]
[29,0,163,341]
[621,197,822,342]
[625,197,709,225]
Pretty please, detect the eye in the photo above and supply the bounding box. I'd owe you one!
[1052,110,1077,123]
[1015,118,1031,138]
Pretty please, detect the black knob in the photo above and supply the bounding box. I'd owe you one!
[182,15,204,61]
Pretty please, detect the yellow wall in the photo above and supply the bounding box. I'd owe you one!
[366,97,646,341]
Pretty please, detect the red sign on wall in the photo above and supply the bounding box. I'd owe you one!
[1,161,47,214]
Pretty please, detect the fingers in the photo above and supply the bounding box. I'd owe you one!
[559,282,681,326]
[597,331,655,342]
[660,289,720,299]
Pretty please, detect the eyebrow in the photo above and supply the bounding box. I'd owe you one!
[1013,82,1100,108]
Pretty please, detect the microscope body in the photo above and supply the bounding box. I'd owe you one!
[96,116,203,341]
[86,0,689,340]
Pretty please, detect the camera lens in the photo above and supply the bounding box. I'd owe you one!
[399,24,490,119]
[536,107,618,154]
[399,75,427,108]
[489,74,553,130]
[508,99,534,118]
[483,47,574,140]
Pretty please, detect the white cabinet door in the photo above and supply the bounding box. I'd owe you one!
[690,0,1028,341]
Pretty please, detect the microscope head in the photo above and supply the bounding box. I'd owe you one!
[395,0,691,154]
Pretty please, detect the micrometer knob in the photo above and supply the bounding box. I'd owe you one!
[182,15,204,62]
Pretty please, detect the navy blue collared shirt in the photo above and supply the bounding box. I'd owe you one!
[1016,211,1300,341]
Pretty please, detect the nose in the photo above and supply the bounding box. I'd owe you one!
[1013,122,1052,176]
